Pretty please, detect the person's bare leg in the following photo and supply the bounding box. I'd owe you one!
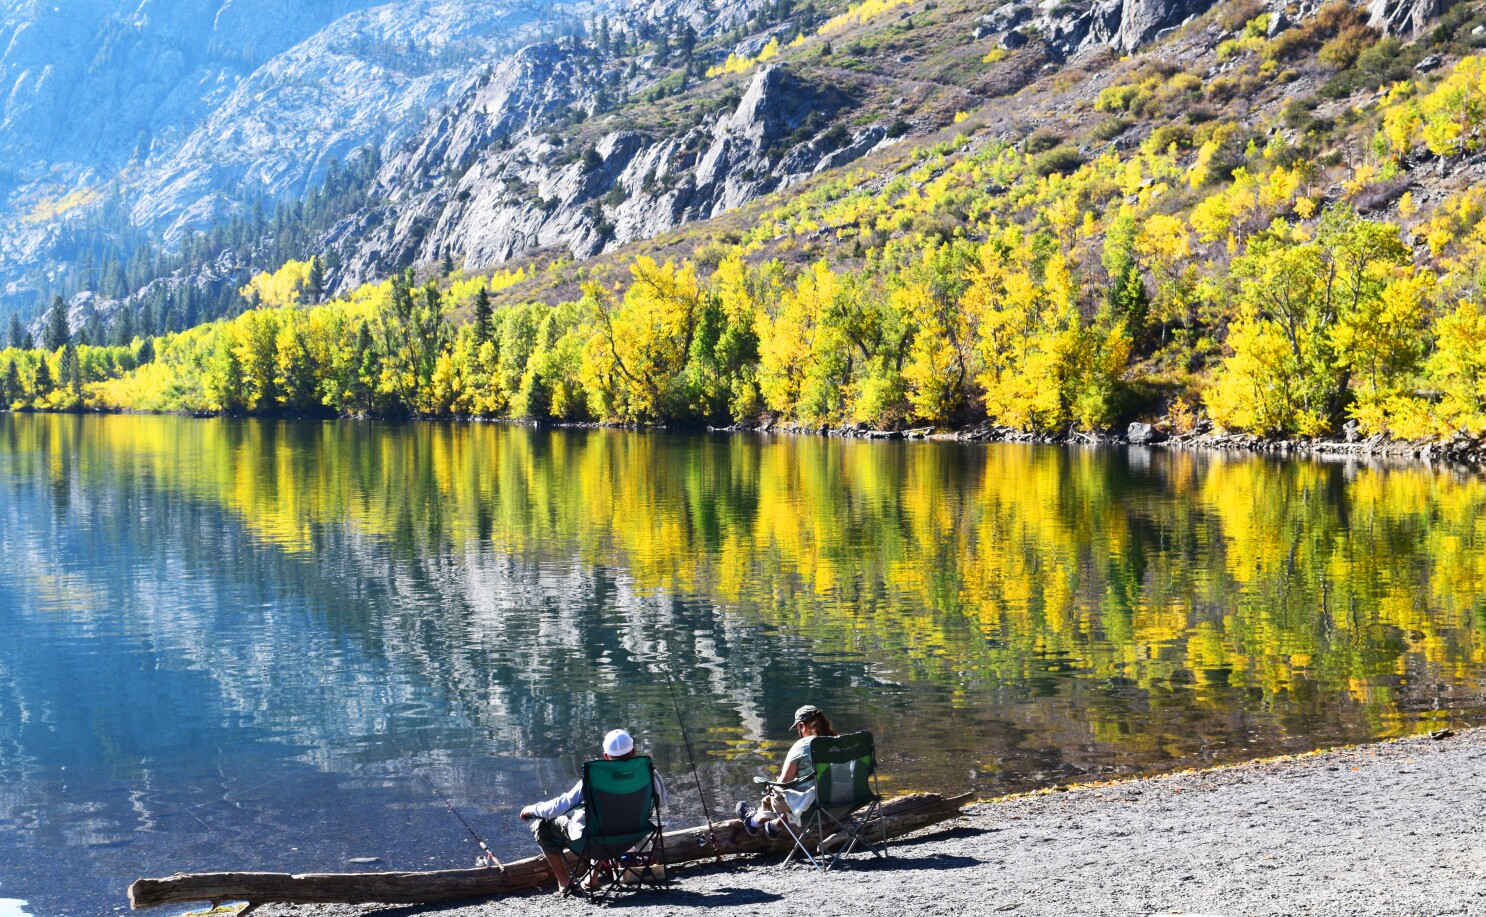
[542,849,571,894]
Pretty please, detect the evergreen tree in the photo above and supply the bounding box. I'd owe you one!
[2,359,18,406]
[59,343,82,394]
[474,288,494,344]
[111,307,135,346]
[307,256,326,303]
[6,314,22,349]
[442,250,456,275]
[33,355,52,395]
[21,331,34,350]
[43,295,71,351]
[79,298,102,346]
[79,250,97,292]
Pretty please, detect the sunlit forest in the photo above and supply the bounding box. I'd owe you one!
[5,45,1486,441]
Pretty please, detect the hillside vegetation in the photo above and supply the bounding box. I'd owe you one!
[4,0,1486,442]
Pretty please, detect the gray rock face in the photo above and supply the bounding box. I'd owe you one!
[1033,0,1215,56]
[0,0,382,192]
[334,62,891,288]
[0,0,606,314]
[127,1,587,240]
[1367,0,1454,35]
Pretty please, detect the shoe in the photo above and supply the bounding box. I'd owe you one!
[735,802,759,835]
[763,819,782,840]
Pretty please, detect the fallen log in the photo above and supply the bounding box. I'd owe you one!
[129,792,970,910]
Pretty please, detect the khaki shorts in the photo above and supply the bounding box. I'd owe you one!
[530,815,574,854]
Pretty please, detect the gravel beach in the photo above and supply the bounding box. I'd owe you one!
[252,730,1486,917]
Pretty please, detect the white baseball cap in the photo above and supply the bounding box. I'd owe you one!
[603,728,634,757]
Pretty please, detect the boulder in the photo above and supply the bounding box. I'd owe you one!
[1127,422,1166,445]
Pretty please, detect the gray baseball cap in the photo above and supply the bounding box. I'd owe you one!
[790,705,821,729]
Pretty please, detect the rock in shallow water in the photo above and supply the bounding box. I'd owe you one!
[1127,422,1166,445]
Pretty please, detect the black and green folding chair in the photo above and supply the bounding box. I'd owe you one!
[562,756,669,899]
[758,731,887,871]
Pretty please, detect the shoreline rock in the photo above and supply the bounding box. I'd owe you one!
[706,418,1486,469]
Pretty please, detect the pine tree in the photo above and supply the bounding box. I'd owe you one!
[33,355,52,394]
[442,250,455,275]
[474,288,494,344]
[307,256,326,303]
[59,343,81,394]
[111,306,135,346]
[2,359,18,406]
[6,314,22,349]
[79,298,102,346]
[43,295,70,351]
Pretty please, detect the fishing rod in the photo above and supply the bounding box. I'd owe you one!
[420,772,506,871]
[659,662,723,864]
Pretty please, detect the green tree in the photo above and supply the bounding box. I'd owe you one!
[473,288,494,345]
[33,354,52,397]
[59,343,82,395]
[2,359,19,406]
[306,256,326,303]
[6,314,23,349]
[43,295,70,351]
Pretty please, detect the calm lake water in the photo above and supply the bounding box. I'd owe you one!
[1,413,1484,914]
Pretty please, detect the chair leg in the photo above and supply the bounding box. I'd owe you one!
[781,817,828,871]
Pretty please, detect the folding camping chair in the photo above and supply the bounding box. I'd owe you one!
[758,731,887,871]
[562,756,669,900]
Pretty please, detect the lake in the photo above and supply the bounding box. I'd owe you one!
[1,413,1483,915]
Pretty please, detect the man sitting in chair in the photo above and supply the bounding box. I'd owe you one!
[519,728,667,895]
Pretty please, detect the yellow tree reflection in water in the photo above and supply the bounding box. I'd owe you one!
[14,414,1486,759]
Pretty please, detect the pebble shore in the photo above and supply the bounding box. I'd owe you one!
[251,729,1486,917]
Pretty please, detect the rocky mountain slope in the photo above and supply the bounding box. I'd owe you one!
[3,0,1473,330]
[0,0,377,193]
[319,0,1461,290]
[0,0,602,315]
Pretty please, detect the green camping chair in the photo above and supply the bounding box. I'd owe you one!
[561,756,668,899]
[759,731,887,871]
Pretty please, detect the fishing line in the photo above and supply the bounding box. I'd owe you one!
[657,660,722,864]
[420,772,506,871]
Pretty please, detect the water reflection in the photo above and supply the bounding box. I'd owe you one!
[0,413,1483,915]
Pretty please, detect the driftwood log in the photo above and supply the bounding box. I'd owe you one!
[129,792,970,910]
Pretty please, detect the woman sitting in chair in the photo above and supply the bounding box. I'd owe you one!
[735,704,838,838]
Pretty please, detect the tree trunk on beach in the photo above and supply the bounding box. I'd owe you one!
[129,792,970,910]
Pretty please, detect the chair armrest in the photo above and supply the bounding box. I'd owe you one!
[756,775,813,789]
